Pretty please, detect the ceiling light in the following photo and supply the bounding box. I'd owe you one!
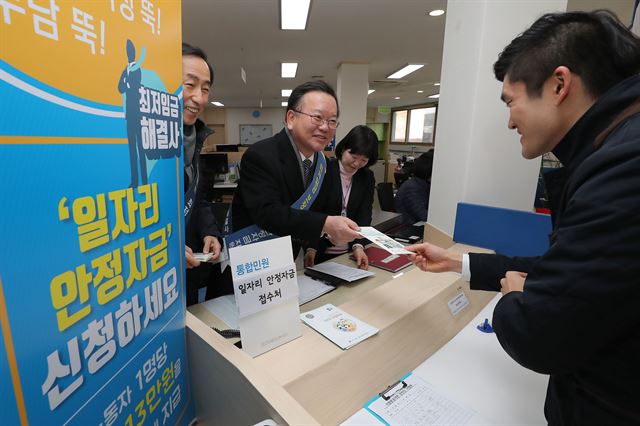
[429,9,445,17]
[281,101,288,107]
[368,89,375,95]
[210,101,224,106]
[387,64,424,79]
[417,90,424,93]
[428,94,440,99]
[434,82,440,86]
[394,96,400,100]
[281,62,298,78]
[281,89,292,97]
[280,0,311,30]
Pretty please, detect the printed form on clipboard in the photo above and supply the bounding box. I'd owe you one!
[364,372,489,425]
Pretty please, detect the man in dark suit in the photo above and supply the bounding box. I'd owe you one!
[231,80,361,256]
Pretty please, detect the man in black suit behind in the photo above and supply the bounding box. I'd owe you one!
[231,80,361,255]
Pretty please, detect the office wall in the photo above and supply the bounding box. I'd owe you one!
[336,63,369,141]
[428,0,567,236]
[225,108,286,145]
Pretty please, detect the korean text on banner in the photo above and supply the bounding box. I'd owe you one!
[0,1,195,425]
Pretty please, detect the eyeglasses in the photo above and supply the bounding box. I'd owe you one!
[293,109,340,129]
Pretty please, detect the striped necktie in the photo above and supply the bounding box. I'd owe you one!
[303,158,313,188]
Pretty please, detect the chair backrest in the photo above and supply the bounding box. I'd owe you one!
[376,182,396,212]
[453,202,552,256]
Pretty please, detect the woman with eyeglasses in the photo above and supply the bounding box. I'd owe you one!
[305,125,379,269]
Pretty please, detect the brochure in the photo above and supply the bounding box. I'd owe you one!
[301,304,379,349]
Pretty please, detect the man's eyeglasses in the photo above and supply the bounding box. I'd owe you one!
[293,109,340,129]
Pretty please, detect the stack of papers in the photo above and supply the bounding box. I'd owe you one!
[301,304,378,349]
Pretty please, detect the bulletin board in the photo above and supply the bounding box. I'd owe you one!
[240,124,272,145]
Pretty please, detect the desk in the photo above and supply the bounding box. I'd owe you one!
[186,242,514,425]
[342,294,548,425]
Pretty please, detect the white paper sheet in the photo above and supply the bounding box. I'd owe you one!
[358,226,413,255]
[202,295,239,329]
[307,261,374,282]
[297,274,335,305]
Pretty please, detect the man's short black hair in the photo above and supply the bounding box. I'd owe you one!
[287,80,339,117]
[494,10,640,98]
[411,150,434,181]
[335,125,379,167]
[182,42,214,87]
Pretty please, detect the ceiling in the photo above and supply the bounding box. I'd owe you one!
[182,0,635,111]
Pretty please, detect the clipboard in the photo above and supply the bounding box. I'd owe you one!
[378,377,409,401]
[364,372,413,425]
[364,372,478,426]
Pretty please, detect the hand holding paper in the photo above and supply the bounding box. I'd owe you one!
[404,242,463,273]
[323,216,361,245]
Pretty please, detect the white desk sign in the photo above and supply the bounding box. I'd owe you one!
[447,291,470,317]
[235,264,298,318]
[229,236,301,357]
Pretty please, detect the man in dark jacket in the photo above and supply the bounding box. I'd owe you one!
[407,11,640,425]
[182,43,224,305]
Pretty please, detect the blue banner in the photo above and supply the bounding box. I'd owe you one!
[0,2,194,425]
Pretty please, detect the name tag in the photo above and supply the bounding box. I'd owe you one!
[447,291,469,316]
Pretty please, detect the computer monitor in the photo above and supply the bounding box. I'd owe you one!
[216,144,239,152]
[201,153,229,174]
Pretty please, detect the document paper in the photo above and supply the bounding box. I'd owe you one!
[307,261,374,282]
[358,226,413,255]
[365,373,477,425]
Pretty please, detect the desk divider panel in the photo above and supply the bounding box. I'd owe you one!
[453,202,552,257]
[186,313,319,425]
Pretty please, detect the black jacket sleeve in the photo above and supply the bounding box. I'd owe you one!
[468,253,538,292]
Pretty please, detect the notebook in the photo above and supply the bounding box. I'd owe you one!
[305,261,375,286]
[353,246,413,273]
